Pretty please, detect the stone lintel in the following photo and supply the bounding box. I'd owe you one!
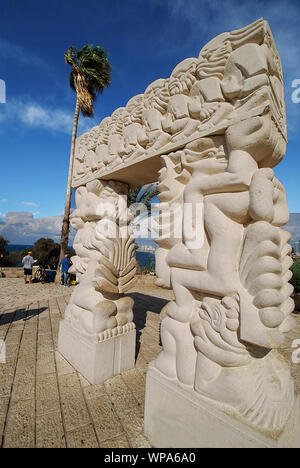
[72,103,268,189]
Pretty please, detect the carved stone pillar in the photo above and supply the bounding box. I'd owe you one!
[145,19,300,448]
[58,179,136,384]
[154,152,188,288]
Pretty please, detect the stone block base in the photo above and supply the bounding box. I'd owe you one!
[144,364,300,448]
[58,319,136,384]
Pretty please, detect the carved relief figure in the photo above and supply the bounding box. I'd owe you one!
[141,79,171,152]
[122,95,148,163]
[162,58,199,142]
[153,18,296,435]
[64,179,136,342]
[154,151,190,288]
[73,133,89,183]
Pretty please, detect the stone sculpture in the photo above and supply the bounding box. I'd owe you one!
[59,17,298,447]
[58,179,136,384]
[145,18,299,448]
[154,151,189,288]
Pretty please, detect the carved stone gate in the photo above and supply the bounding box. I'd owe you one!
[58,19,300,448]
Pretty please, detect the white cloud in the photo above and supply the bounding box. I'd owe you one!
[20,103,74,133]
[0,211,75,244]
[22,201,37,207]
[0,37,49,71]
[0,96,97,135]
[0,199,8,203]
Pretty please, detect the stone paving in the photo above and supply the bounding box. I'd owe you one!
[0,277,299,448]
[0,278,68,312]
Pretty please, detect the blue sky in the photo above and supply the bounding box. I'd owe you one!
[0,0,299,243]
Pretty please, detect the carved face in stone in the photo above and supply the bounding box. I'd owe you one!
[98,117,112,143]
[87,126,100,149]
[157,152,188,202]
[183,138,227,175]
[70,211,84,231]
[94,144,108,165]
[125,95,144,124]
[111,107,127,135]
[199,33,230,60]
[144,79,169,113]
[169,58,197,96]
[197,37,232,81]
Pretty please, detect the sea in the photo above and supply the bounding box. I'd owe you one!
[6,244,156,271]
[7,244,33,252]
[135,251,155,272]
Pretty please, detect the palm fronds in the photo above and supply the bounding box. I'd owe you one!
[64,44,112,117]
[128,184,159,214]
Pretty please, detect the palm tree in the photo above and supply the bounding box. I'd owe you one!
[128,184,159,256]
[128,184,159,215]
[128,183,159,233]
[59,44,112,263]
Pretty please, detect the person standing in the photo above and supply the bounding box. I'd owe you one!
[22,251,36,284]
[59,254,71,287]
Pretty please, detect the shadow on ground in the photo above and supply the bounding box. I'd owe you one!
[0,307,48,326]
[127,292,168,358]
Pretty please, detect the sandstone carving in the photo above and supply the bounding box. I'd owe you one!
[151,18,296,438]
[64,179,136,339]
[63,18,298,446]
[58,179,136,384]
[154,151,189,288]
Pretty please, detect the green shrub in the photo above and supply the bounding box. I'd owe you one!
[141,258,155,274]
[7,251,21,267]
[33,238,60,269]
[20,248,32,258]
[290,259,300,294]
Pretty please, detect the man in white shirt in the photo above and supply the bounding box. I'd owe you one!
[22,251,35,284]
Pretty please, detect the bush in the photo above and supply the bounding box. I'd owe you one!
[290,259,300,294]
[6,251,21,267]
[0,235,9,266]
[66,246,76,259]
[0,236,19,266]
[33,238,60,269]
[20,248,32,258]
[142,258,155,274]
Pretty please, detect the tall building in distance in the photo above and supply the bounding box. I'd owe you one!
[294,241,300,256]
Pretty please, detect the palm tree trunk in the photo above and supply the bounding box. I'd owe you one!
[59,96,80,264]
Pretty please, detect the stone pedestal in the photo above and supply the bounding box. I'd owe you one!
[144,364,300,448]
[58,319,136,384]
